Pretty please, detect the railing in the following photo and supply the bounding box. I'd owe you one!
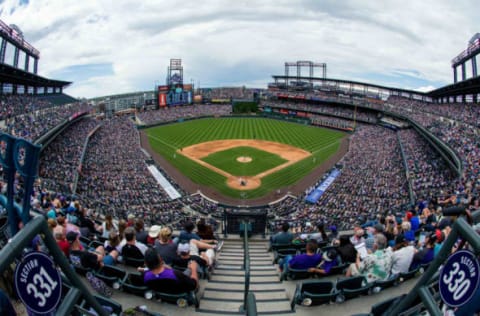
[396,131,415,206]
[240,221,257,315]
[0,216,108,316]
[387,208,480,315]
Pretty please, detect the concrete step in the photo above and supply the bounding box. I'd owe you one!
[210,275,244,282]
[205,282,285,292]
[213,270,277,277]
[203,289,288,301]
[211,274,280,283]
[197,299,293,314]
[220,259,247,266]
[250,265,277,270]
[216,265,243,270]
[218,254,245,260]
[249,259,274,264]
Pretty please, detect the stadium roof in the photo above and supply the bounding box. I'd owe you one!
[272,75,428,96]
[0,63,71,88]
[427,75,480,98]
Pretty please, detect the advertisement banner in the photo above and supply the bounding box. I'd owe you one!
[159,93,167,107]
[305,169,341,203]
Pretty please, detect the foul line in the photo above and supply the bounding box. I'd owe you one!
[311,139,340,155]
[146,134,178,151]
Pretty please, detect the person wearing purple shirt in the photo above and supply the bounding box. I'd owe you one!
[143,249,198,294]
[308,249,339,276]
[279,241,321,276]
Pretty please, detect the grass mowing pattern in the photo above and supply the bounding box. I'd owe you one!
[145,117,346,199]
[201,146,288,176]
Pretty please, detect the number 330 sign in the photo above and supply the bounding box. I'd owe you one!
[439,250,480,308]
[15,252,62,314]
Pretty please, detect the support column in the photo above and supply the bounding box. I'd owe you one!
[25,54,30,73]
[472,55,478,78]
[33,58,38,74]
[0,39,6,64]
[13,46,19,68]
[461,63,467,81]
[453,66,458,83]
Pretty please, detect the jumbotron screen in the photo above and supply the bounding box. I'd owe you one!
[158,85,192,107]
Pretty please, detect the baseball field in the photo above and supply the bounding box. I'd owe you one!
[145,117,346,199]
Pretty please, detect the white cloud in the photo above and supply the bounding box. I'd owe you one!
[413,85,438,93]
[0,0,478,98]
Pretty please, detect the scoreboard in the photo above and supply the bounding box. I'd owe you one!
[158,84,192,107]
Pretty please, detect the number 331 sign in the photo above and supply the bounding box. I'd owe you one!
[439,250,480,308]
[15,252,62,314]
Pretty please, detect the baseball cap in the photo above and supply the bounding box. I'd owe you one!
[177,243,190,254]
[148,225,161,238]
[323,249,337,262]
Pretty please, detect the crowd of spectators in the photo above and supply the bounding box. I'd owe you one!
[75,116,186,225]
[39,118,99,193]
[0,94,57,120]
[199,87,256,100]
[387,96,480,128]
[263,100,378,123]
[137,104,231,125]
[398,129,456,200]
[268,125,409,231]
[2,93,478,237]
[2,98,90,142]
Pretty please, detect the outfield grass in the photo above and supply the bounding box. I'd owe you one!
[145,117,345,199]
[201,146,288,176]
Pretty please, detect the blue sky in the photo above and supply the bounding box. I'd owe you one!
[0,0,478,98]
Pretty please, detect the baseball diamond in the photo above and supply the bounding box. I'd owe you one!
[143,117,346,200]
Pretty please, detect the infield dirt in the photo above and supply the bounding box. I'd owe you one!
[180,139,311,190]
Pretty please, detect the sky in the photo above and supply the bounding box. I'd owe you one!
[0,0,478,99]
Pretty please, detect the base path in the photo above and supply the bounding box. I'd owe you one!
[180,139,311,190]
[140,131,349,206]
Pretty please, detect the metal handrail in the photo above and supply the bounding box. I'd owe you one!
[0,216,108,316]
[241,221,257,315]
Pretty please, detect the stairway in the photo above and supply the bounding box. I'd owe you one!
[196,239,293,315]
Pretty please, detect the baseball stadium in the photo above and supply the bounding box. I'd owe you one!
[0,3,479,316]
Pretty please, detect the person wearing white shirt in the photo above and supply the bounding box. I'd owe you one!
[391,234,416,275]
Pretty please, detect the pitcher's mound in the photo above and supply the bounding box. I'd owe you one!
[236,156,252,163]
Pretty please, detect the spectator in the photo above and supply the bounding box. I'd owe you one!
[179,221,201,242]
[147,225,161,246]
[143,249,199,294]
[308,249,339,276]
[337,235,357,263]
[104,230,121,254]
[346,234,393,283]
[173,242,212,272]
[101,214,117,239]
[391,234,415,275]
[410,231,436,270]
[67,231,117,269]
[350,226,365,246]
[54,225,70,257]
[271,222,294,245]
[120,227,148,257]
[154,227,179,265]
[134,219,148,245]
[279,241,321,276]
[196,219,215,240]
